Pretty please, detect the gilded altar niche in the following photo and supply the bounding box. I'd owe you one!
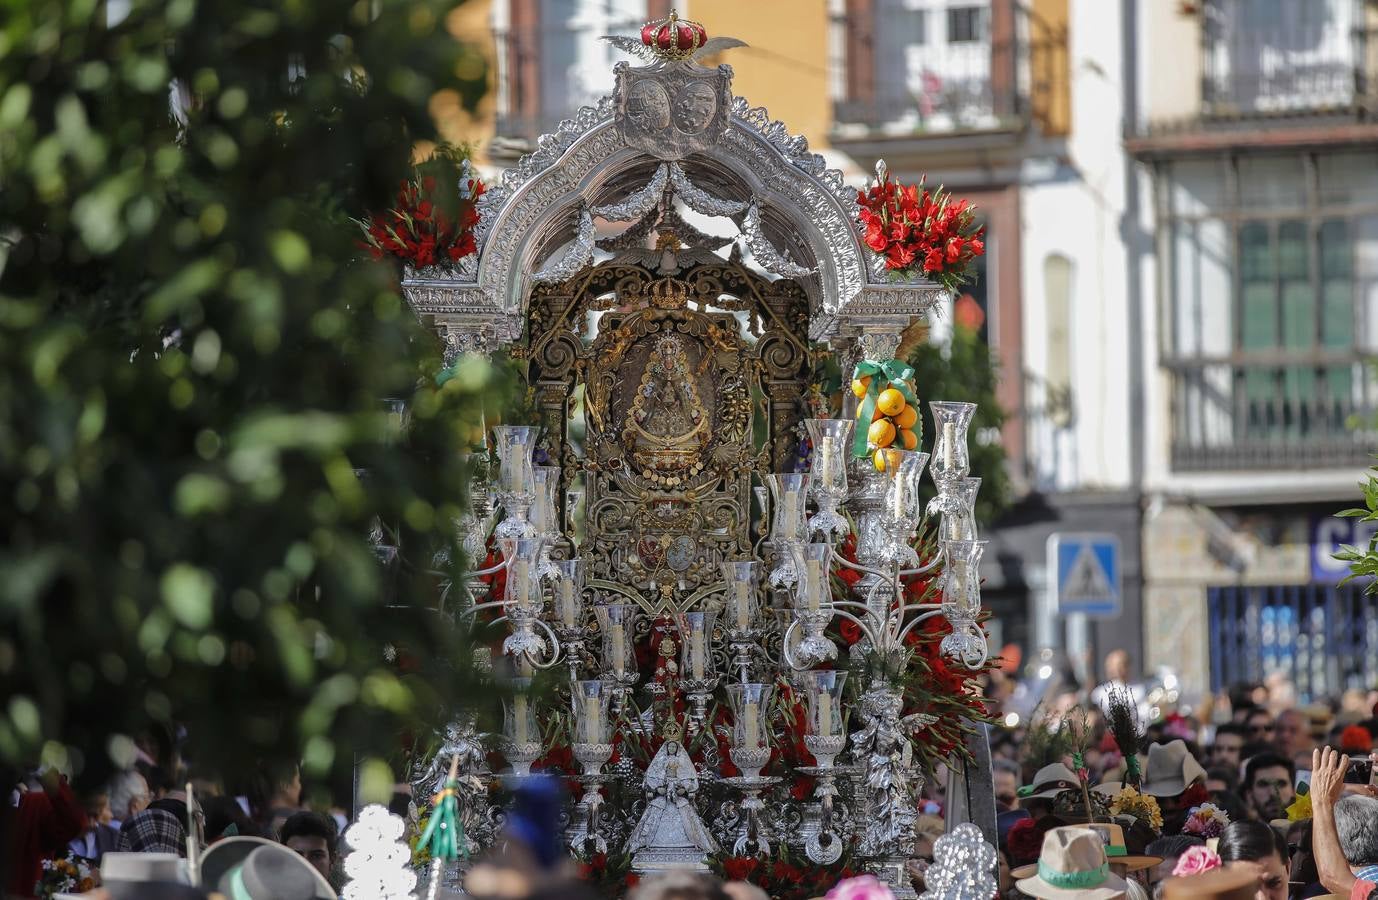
[525,262,811,616]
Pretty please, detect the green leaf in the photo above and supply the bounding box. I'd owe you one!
[269,229,311,273]
[161,564,215,630]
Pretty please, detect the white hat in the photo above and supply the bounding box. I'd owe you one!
[199,836,335,900]
[1014,826,1130,900]
[1096,740,1207,798]
[100,852,186,883]
[1018,763,1083,805]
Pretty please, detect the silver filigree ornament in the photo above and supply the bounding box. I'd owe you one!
[593,163,669,222]
[531,207,596,284]
[919,823,997,900]
[668,162,748,218]
[530,164,669,285]
[741,203,814,278]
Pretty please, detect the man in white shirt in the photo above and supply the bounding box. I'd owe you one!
[1090,648,1148,721]
[107,769,150,835]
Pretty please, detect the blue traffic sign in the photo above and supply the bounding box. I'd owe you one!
[1048,533,1121,618]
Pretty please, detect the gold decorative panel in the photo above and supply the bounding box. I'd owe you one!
[526,262,811,615]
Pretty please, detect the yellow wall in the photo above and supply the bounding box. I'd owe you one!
[433,0,499,164]
[1029,0,1070,137]
[684,0,832,150]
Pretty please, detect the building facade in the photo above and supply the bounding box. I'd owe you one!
[450,0,1378,696]
[1132,0,1378,702]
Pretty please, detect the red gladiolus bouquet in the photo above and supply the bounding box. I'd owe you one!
[710,850,859,900]
[827,530,997,773]
[856,170,985,293]
[356,144,484,268]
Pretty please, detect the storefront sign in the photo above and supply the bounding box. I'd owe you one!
[1311,513,1377,583]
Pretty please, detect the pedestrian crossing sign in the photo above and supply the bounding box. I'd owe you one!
[1048,533,1121,618]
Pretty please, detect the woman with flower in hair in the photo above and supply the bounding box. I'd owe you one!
[1216,820,1290,900]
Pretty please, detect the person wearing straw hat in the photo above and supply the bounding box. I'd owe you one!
[1013,822,1160,899]
[1015,826,1130,899]
[1021,763,1085,808]
[1096,740,1208,823]
[1097,741,1208,800]
[198,836,335,900]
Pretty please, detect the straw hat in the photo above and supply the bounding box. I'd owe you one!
[1018,763,1084,805]
[198,836,334,900]
[1013,826,1130,899]
[1095,740,1206,798]
[1012,821,1160,879]
[1159,868,1256,899]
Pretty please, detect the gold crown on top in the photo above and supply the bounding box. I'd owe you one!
[647,275,691,309]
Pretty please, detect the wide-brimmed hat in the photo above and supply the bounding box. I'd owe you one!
[199,836,334,900]
[1159,867,1256,899]
[101,852,185,882]
[84,852,202,900]
[1096,740,1206,797]
[1013,821,1160,878]
[1018,763,1084,805]
[1014,826,1130,899]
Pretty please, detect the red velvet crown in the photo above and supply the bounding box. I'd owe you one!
[639,9,707,60]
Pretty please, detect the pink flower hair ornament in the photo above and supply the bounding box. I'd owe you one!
[825,874,897,900]
[1171,844,1223,878]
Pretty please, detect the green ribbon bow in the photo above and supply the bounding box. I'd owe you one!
[419,773,466,862]
[851,359,919,458]
[1037,861,1109,889]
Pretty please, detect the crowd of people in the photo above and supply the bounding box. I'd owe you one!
[960,650,1378,899]
[10,652,1378,900]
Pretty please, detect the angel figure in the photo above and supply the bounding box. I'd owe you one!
[629,723,717,863]
[414,717,488,806]
[850,687,934,858]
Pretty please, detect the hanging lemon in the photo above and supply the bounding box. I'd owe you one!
[873,448,888,471]
[868,419,896,448]
[851,375,872,399]
[899,428,918,450]
[872,405,887,421]
[877,388,906,417]
[895,405,918,429]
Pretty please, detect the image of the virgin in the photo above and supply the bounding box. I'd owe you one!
[626,80,672,133]
[628,739,717,854]
[673,82,717,134]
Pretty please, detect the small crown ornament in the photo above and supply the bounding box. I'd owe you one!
[640,9,707,60]
[647,276,690,309]
[602,10,746,63]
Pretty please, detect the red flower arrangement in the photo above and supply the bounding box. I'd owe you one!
[828,530,997,770]
[573,849,638,895]
[356,144,483,268]
[1006,816,1058,867]
[709,850,859,900]
[856,168,985,293]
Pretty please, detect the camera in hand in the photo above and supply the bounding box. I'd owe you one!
[1344,757,1373,784]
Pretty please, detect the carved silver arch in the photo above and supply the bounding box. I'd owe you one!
[402,61,946,355]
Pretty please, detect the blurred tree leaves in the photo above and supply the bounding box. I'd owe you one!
[907,323,1012,526]
[0,0,495,790]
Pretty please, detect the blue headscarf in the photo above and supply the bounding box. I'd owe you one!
[503,774,566,870]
